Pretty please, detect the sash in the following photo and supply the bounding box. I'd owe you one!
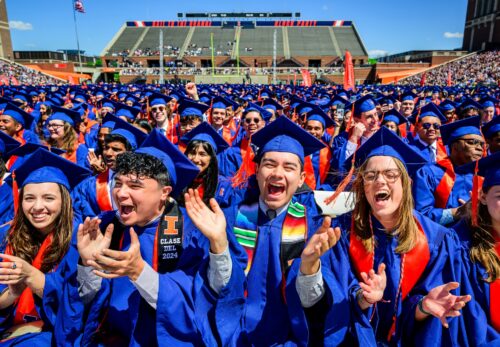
[349,217,430,342]
[434,142,455,209]
[95,170,113,212]
[63,143,79,164]
[13,130,27,146]
[5,233,54,326]
[490,235,500,331]
[233,201,308,298]
[177,140,187,154]
[221,127,233,146]
[304,146,331,189]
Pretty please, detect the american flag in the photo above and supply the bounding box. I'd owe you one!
[74,0,85,13]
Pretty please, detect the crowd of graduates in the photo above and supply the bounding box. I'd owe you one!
[0,78,498,346]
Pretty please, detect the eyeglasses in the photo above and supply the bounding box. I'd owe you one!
[151,106,166,112]
[362,169,402,183]
[457,138,485,148]
[245,117,262,124]
[47,123,64,130]
[421,122,441,130]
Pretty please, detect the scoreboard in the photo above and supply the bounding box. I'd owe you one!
[178,12,300,18]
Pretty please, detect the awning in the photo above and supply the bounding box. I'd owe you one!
[377,68,427,84]
[25,65,91,82]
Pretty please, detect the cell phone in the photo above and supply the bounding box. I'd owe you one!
[336,104,345,120]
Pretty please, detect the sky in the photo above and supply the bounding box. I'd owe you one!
[6,0,468,57]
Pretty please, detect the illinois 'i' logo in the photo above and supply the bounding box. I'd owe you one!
[163,216,179,235]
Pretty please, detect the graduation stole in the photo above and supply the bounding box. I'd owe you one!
[233,201,308,298]
[62,143,80,164]
[490,233,500,331]
[434,141,456,209]
[13,130,27,146]
[192,178,205,201]
[231,137,256,188]
[303,146,331,190]
[95,169,113,212]
[5,233,54,326]
[348,217,430,342]
[221,127,233,146]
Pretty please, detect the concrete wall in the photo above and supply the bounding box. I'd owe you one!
[0,0,13,60]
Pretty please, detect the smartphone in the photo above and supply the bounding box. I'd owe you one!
[336,104,345,120]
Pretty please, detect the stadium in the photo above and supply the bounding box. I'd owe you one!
[0,0,499,346]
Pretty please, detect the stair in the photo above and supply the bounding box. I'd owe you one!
[178,27,196,59]
[328,27,342,57]
[282,27,291,59]
[231,25,242,60]
[130,27,151,54]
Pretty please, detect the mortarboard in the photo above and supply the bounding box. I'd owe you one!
[244,102,273,122]
[180,122,229,155]
[440,115,482,146]
[115,103,140,121]
[13,147,91,191]
[136,129,199,197]
[305,105,335,128]
[1,103,35,129]
[459,98,482,111]
[251,116,325,164]
[400,91,417,102]
[148,92,172,107]
[0,131,21,161]
[178,99,210,119]
[480,96,499,109]
[382,109,408,125]
[351,95,376,117]
[211,96,232,110]
[261,98,284,112]
[408,102,447,124]
[438,100,456,112]
[103,114,146,150]
[482,116,500,139]
[48,106,82,127]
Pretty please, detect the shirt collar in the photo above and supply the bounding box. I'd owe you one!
[258,197,290,218]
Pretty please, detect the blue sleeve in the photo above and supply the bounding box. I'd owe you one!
[76,144,90,169]
[413,165,445,224]
[0,183,14,226]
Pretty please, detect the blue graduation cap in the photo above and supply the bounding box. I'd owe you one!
[148,92,172,107]
[251,116,325,164]
[1,103,34,129]
[351,95,376,117]
[12,91,28,104]
[48,106,82,127]
[348,126,427,173]
[438,100,456,112]
[180,122,229,155]
[408,102,447,124]
[0,131,21,161]
[382,109,407,125]
[136,129,199,197]
[305,105,335,128]
[103,114,146,150]
[244,102,273,122]
[261,98,284,112]
[400,91,417,102]
[211,96,232,110]
[482,116,500,139]
[13,147,91,191]
[459,97,482,111]
[457,151,500,190]
[480,96,499,109]
[440,115,482,146]
[115,103,140,121]
[331,95,349,107]
[178,99,210,119]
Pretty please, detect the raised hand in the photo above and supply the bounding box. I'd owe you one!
[300,216,341,275]
[185,82,199,100]
[417,282,471,328]
[77,217,114,266]
[184,188,227,254]
[349,122,366,143]
[0,254,45,298]
[87,151,106,173]
[358,263,387,309]
[88,227,145,281]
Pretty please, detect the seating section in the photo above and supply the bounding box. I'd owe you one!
[333,27,367,56]
[187,28,236,56]
[287,27,334,56]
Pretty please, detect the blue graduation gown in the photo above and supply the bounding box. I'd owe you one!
[331,131,351,175]
[21,129,40,145]
[49,210,213,346]
[0,178,14,226]
[413,163,473,225]
[451,220,500,346]
[72,174,112,221]
[219,191,366,346]
[407,137,434,164]
[340,211,463,346]
[219,141,245,178]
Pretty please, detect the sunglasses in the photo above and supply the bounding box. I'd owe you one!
[421,122,441,130]
[151,106,166,112]
[245,118,262,124]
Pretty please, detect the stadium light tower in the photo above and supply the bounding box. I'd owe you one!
[159,30,164,84]
[272,29,277,84]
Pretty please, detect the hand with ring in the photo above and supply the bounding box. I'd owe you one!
[0,254,40,298]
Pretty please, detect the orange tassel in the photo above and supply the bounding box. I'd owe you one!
[346,102,355,131]
[12,171,19,215]
[324,151,357,205]
[231,137,255,188]
[471,160,484,227]
[412,107,421,138]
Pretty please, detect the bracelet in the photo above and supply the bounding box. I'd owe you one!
[418,296,432,315]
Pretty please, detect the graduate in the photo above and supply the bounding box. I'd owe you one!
[204,116,373,346]
[482,115,500,154]
[50,129,239,346]
[179,121,229,205]
[413,116,485,225]
[209,96,235,145]
[407,102,448,164]
[302,105,334,190]
[176,98,209,152]
[46,106,90,168]
[0,103,39,145]
[0,148,90,345]
[148,92,177,144]
[338,127,471,346]
[72,115,147,221]
[452,152,500,345]
[380,109,407,139]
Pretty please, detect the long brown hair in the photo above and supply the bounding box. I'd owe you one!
[465,186,500,282]
[48,122,78,156]
[351,156,419,254]
[6,183,73,273]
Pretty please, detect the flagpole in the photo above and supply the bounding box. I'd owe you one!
[71,0,83,79]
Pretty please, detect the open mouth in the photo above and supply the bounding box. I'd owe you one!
[268,182,285,196]
[374,191,391,202]
[31,213,48,222]
[120,205,135,217]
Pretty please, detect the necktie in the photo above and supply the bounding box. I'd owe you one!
[427,145,436,163]
[266,209,277,220]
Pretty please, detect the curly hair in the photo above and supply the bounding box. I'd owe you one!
[6,184,73,273]
[465,186,500,282]
[115,151,171,187]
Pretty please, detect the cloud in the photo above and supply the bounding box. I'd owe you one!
[368,49,389,57]
[444,32,463,39]
[322,5,329,10]
[9,20,33,31]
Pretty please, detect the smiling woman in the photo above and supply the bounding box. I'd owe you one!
[0,148,90,344]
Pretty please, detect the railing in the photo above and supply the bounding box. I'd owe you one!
[119,66,345,76]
